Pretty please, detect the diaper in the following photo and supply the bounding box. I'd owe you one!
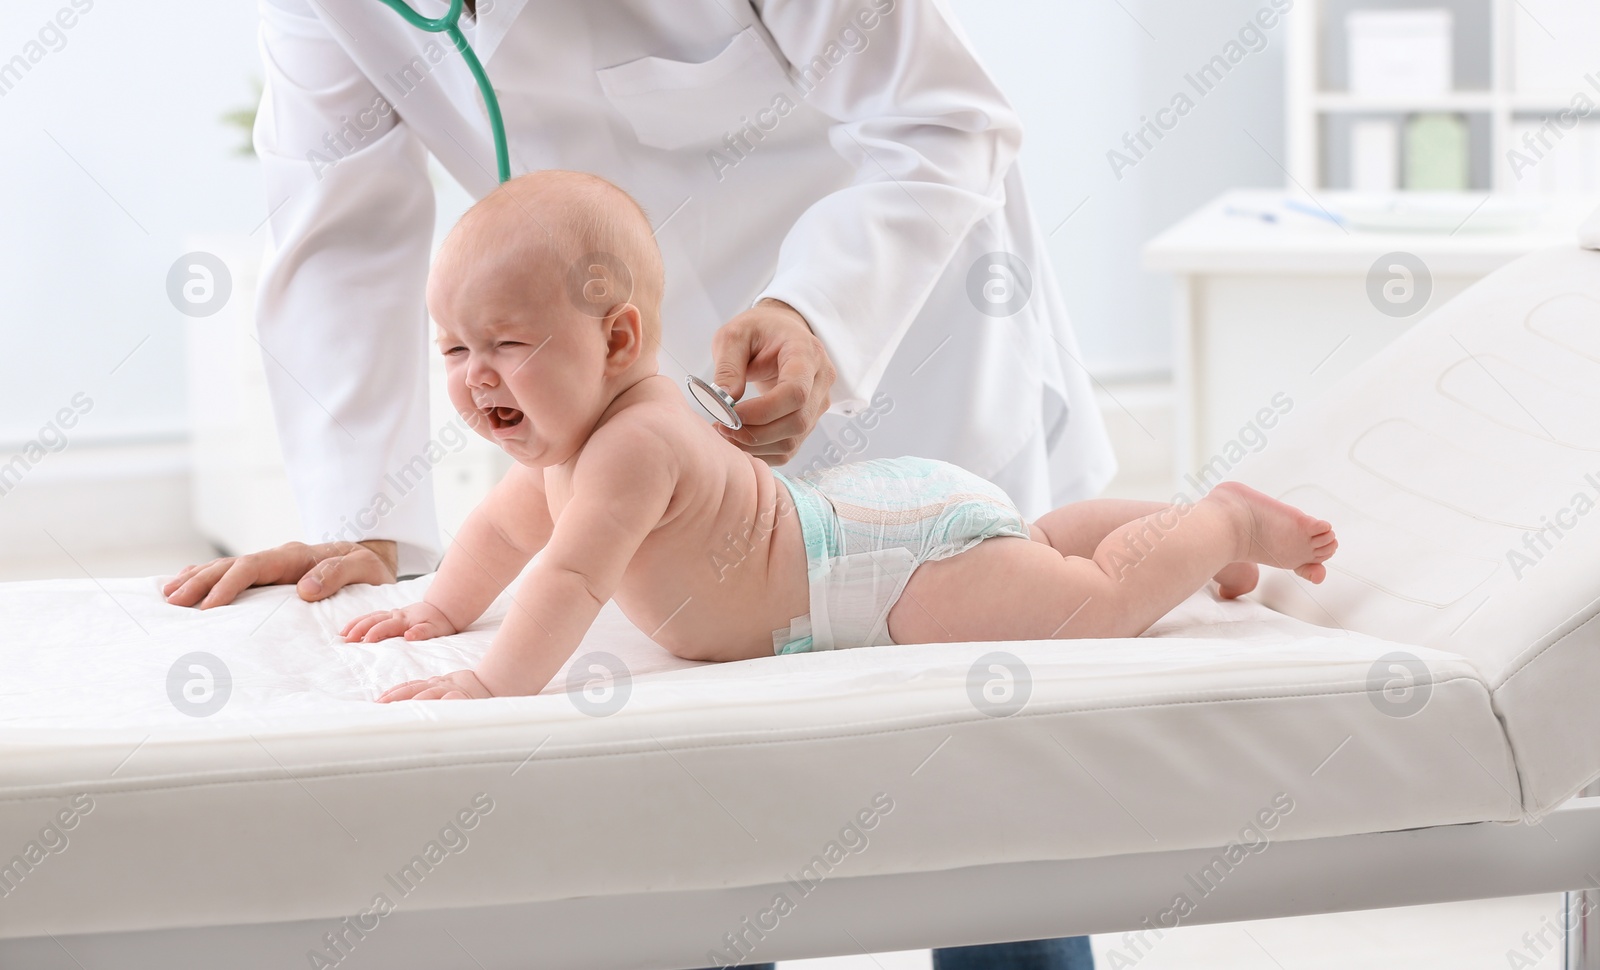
[770,456,1033,654]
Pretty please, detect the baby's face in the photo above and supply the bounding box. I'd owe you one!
[430,263,613,468]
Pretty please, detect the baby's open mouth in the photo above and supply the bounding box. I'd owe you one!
[484,406,524,430]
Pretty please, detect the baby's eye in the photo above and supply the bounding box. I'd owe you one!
[442,346,466,356]
[495,340,523,349]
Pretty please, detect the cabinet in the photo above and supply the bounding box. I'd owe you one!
[1288,0,1600,193]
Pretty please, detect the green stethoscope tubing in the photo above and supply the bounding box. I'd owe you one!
[375,0,743,431]
[374,0,511,183]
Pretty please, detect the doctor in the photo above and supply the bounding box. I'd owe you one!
[168,1,1111,965]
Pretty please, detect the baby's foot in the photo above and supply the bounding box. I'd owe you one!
[1213,561,1259,599]
[1212,482,1338,583]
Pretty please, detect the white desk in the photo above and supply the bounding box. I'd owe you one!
[1141,189,1596,488]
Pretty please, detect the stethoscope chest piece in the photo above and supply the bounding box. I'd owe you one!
[686,375,743,431]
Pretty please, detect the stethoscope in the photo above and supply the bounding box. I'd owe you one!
[685,375,743,431]
[377,0,745,432]
[377,0,510,183]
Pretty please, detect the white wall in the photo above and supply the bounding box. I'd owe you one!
[0,0,1290,447]
[949,0,1290,378]
[0,0,265,446]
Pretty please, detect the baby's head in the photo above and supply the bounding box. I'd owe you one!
[428,170,665,466]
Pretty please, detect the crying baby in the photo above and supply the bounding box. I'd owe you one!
[342,170,1336,701]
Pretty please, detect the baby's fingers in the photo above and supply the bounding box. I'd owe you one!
[409,685,469,701]
[401,618,451,641]
[377,679,433,702]
[340,611,390,640]
[350,610,412,643]
[339,613,372,638]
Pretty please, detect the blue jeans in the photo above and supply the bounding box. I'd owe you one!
[690,935,1095,969]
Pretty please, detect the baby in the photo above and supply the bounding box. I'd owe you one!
[343,171,1337,701]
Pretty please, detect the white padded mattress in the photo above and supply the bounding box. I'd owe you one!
[0,571,1519,940]
[1239,243,1600,815]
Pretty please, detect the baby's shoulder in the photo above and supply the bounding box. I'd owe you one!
[582,395,691,467]
[602,392,691,438]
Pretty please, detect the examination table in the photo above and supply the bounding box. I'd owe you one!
[1,242,1597,968]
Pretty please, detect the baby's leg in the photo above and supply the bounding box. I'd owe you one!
[1030,498,1258,599]
[888,482,1336,643]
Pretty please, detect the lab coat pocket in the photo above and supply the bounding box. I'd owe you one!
[596,26,797,151]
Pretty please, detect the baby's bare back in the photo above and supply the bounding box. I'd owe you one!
[541,375,810,662]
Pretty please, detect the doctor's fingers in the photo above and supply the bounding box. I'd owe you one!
[164,557,262,610]
[296,547,393,602]
[161,549,263,592]
[747,436,804,465]
[710,319,761,399]
[729,357,814,427]
[728,383,826,458]
[711,302,816,387]
[723,406,811,452]
[747,336,832,414]
[161,563,214,600]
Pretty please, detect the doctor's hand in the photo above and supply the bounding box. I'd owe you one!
[161,539,399,610]
[711,299,835,464]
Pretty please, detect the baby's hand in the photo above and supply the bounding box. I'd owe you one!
[378,669,493,702]
[341,602,459,643]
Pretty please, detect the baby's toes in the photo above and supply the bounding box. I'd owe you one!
[1297,517,1332,547]
[1294,562,1327,584]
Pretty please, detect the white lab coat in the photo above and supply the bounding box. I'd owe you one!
[252,0,1116,575]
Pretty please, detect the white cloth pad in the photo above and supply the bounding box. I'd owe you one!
[0,575,1518,941]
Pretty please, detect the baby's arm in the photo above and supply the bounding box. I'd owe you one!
[379,421,678,700]
[422,460,556,630]
[341,461,554,643]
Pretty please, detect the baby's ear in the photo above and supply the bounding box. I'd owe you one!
[604,303,647,366]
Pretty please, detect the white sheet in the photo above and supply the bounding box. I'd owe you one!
[0,573,1518,941]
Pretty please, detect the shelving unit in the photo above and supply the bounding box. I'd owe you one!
[1287,0,1600,193]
